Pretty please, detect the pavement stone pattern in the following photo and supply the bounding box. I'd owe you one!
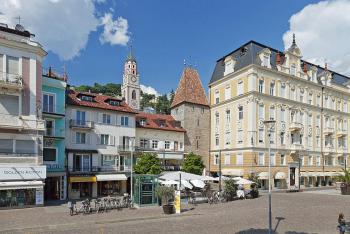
[0,190,349,234]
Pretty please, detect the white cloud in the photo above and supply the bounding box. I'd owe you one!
[99,13,130,46]
[283,0,350,75]
[140,84,160,97]
[0,0,130,60]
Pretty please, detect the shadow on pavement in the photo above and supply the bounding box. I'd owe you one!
[235,229,309,234]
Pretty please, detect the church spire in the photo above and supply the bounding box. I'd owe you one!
[126,45,136,62]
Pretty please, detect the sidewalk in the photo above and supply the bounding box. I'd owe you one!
[259,185,336,194]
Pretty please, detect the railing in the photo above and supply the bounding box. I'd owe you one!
[136,146,182,152]
[290,143,304,151]
[289,122,302,131]
[337,129,347,137]
[68,166,131,173]
[42,104,65,116]
[163,165,182,171]
[324,127,334,135]
[118,145,134,152]
[69,119,94,129]
[0,72,22,87]
[0,152,37,157]
[44,128,65,138]
[338,146,347,154]
[324,145,334,153]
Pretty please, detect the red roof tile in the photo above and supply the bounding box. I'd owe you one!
[171,67,209,108]
[136,112,186,132]
[67,90,138,114]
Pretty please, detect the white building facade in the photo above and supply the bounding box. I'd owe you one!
[65,90,137,199]
[0,24,47,208]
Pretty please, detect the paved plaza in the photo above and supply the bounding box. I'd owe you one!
[0,190,349,234]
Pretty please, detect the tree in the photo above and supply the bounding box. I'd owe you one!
[223,179,238,201]
[169,89,175,105]
[181,152,205,175]
[134,153,162,174]
[155,94,171,114]
[140,92,156,110]
[75,82,121,97]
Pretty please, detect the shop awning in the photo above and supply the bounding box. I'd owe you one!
[96,174,127,181]
[274,172,287,180]
[69,176,96,183]
[258,172,269,180]
[222,169,244,176]
[0,181,44,190]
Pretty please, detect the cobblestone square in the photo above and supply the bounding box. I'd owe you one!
[0,190,348,234]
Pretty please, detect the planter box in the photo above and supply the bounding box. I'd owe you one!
[340,183,350,195]
[162,204,174,214]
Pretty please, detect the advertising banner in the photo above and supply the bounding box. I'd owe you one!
[0,166,46,181]
[36,188,44,205]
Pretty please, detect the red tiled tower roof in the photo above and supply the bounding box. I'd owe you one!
[171,67,209,108]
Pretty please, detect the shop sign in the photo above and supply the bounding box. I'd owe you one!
[174,190,181,214]
[36,188,44,205]
[0,166,46,180]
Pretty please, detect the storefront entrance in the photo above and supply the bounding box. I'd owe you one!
[290,168,296,187]
[45,177,60,200]
[98,181,122,196]
[0,189,36,208]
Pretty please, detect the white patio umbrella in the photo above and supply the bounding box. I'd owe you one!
[159,171,207,181]
[190,179,206,188]
[160,180,179,186]
[181,180,193,189]
[235,178,254,185]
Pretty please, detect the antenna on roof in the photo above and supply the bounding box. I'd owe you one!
[15,16,21,25]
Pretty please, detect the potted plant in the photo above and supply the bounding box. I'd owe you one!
[155,186,175,214]
[339,169,350,195]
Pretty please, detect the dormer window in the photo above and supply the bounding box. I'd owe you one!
[109,100,120,106]
[159,120,166,127]
[81,95,93,102]
[140,118,146,126]
[223,56,236,76]
[263,55,269,67]
[258,48,271,68]
[290,64,296,76]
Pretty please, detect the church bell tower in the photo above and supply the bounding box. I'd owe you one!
[121,47,140,110]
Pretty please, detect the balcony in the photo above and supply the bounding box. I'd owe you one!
[68,166,131,173]
[42,104,65,117]
[0,114,45,131]
[337,129,347,137]
[337,146,347,154]
[0,72,22,90]
[324,145,334,154]
[44,128,65,138]
[290,143,304,151]
[289,122,303,132]
[69,120,94,129]
[324,127,334,135]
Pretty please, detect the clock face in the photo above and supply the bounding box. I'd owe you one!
[131,76,137,83]
[131,100,138,108]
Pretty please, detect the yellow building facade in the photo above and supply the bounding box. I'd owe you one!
[209,39,349,189]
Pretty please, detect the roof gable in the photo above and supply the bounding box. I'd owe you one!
[136,112,186,132]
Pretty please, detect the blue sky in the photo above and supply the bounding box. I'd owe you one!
[41,0,321,95]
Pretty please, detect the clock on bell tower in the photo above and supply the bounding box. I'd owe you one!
[121,47,140,110]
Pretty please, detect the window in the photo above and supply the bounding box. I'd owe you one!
[259,105,264,120]
[100,134,109,145]
[76,132,86,144]
[308,93,313,105]
[237,80,243,96]
[280,154,286,166]
[269,106,275,120]
[43,93,54,113]
[165,141,170,149]
[214,154,219,165]
[0,94,19,115]
[0,139,13,153]
[263,55,270,67]
[270,131,275,144]
[259,129,264,143]
[152,140,158,149]
[299,90,304,103]
[215,90,220,104]
[16,140,35,154]
[344,102,348,113]
[6,56,19,75]
[308,156,313,166]
[121,116,129,126]
[140,139,148,148]
[224,154,230,165]
[132,90,136,100]
[201,108,204,114]
[316,156,321,166]
[225,110,231,130]
[225,85,231,100]
[258,153,264,165]
[215,135,219,146]
[270,153,275,166]
[301,156,305,166]
[316,95,321,107]
[280,109,285,122]
[109,100,120,106]
[102,114,111,124]
[237,130,243,144]
[101,155,117,166]
[269,82,275,96]
[215,112,219,132]
[76,110,86,125]
[259,80,264,93]
[308,136,312,147]
[81,95,93,102]
[280,83,286,98]
[280,132,285,145]
[290,64,296,76]
[238,106,243,120]
[290,88,295,101]
[140,119,146,126]
[43,148,56,162]
[225,132,231,146]
[236,153,243,166]
[316,115,321,127]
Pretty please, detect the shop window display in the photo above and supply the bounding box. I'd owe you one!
[0,189,36,208]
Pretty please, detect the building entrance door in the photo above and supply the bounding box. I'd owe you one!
[290,168,296,186]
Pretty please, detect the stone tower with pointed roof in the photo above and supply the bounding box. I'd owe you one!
[171,67,210,171]
[122,48,140,110]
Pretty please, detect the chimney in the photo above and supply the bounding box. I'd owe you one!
[276,52,281,65]
[325,62,328,70]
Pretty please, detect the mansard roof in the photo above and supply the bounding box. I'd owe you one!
[210,40,350,87]
[171,67,209,108]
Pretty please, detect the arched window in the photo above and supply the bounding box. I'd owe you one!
[132,90,136,100]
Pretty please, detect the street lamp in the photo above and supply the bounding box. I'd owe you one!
[263,120,276,234]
